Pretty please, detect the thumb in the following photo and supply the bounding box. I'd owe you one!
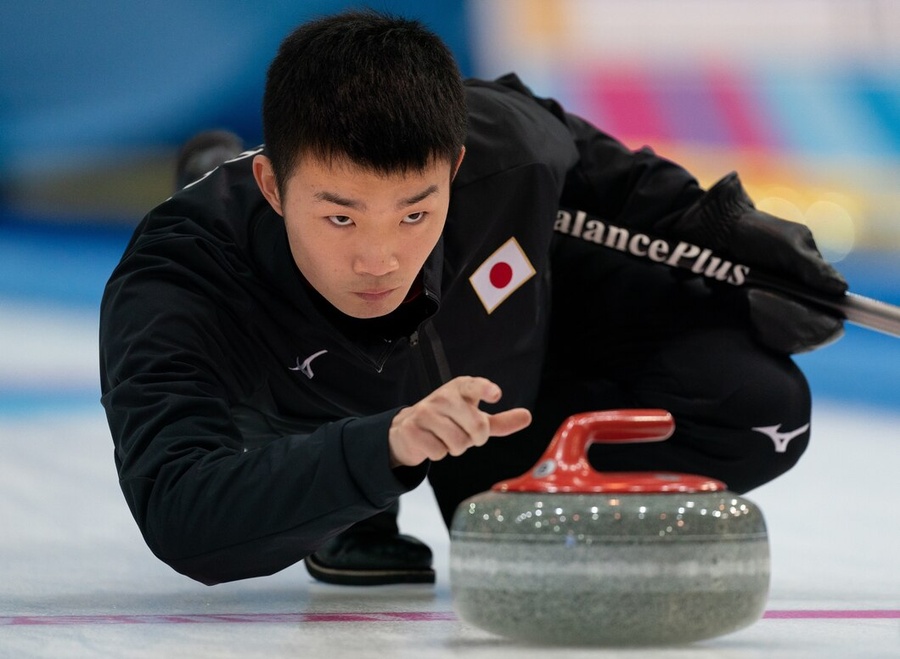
[488,407,532,437]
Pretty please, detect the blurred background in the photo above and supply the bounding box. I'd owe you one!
[1,0,897,412]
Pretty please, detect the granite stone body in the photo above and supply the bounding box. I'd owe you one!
[450,490,770,646]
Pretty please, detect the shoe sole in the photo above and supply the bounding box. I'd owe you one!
[304,554,436,586]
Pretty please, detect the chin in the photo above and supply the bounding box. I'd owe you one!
[341,299,402,320]
[346,308,392,320]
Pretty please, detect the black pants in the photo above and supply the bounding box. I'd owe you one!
[427,240,812,527]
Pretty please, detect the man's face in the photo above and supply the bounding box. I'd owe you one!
[254,151,462,319]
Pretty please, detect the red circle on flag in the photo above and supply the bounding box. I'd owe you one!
[489,262,513,289]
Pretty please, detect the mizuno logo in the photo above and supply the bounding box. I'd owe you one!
[752,423,810,453]
[289,350,328,379]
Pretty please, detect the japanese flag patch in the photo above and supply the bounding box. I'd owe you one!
[469,237,536,314]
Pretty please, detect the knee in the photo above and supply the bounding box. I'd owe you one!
[709,353,813,492]
[632,346,814,493]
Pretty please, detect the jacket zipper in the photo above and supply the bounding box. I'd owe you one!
[409,321,452,395]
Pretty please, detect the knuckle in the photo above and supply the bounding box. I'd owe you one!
[427,443,449,461]
[474,414,490,438]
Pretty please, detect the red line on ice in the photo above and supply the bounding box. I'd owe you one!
[763,610,900,620]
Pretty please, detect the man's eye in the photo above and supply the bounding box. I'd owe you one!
[402,211,427,224]
[327,215,354,227]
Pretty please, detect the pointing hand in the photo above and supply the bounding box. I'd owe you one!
[388,376,532,468]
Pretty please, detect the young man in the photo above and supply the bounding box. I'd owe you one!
[100,11,846,587]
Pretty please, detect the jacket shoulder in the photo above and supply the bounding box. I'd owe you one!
[458,75,578,186]
[122,152,268,258]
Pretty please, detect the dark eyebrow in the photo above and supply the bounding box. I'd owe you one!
[313,184,439,211]
[313,191,366,210]
[398,184,439,208]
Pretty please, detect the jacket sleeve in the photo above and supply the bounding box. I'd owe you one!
[99,232,426,585]
[493,74,847,354]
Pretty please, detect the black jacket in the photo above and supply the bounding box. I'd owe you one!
[99,74,703,584]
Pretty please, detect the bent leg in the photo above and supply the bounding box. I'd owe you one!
[540,243,812,494]
[541,323,812,495]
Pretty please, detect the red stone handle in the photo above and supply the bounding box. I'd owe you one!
[492,410,725,493]
[546,409,674,466]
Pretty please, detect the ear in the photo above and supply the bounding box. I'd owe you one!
[252,154,283,216]
[451,146,466,181]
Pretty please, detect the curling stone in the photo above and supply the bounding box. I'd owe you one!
[450,410,770,646]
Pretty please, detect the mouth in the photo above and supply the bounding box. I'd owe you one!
[354,288,398,302]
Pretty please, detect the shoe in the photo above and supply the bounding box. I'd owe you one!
[175,130,244,190]
[305,529,435,586]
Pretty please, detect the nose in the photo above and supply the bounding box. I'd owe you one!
[352,243,400,277]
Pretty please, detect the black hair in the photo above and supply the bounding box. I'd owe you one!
[262,10,467,193]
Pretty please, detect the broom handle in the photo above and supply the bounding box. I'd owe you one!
[743,271,900,338]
